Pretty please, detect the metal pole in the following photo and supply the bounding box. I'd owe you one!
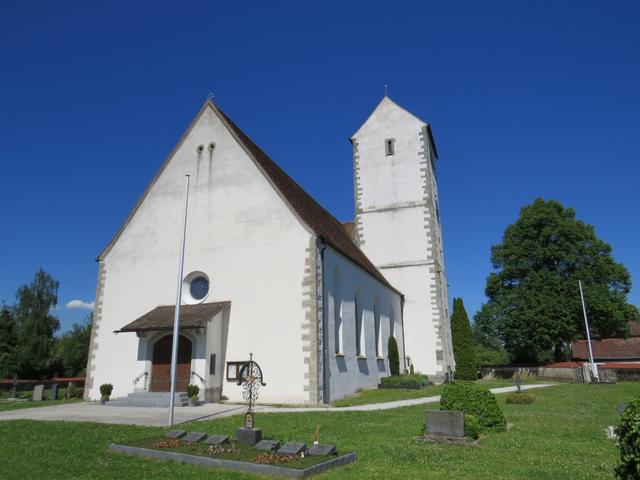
[578,280,599,382]
[169,175,190,426]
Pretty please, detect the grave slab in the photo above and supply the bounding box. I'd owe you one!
[236,427,262,445]
[255,439,280,451]
[616,403,629,415]
[425,410,464,437]
[50,384,59,401]
[277,442,307,456]
[205,434,229,445]
[165,430,186,439]
[309,443,336,456]
[183,432,207,443]
[32,385,45,401]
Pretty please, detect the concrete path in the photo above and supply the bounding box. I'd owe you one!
[0,384,553,426]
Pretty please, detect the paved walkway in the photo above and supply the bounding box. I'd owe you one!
[0,384,553,426]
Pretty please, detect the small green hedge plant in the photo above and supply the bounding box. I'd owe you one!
[464,414,481,440]
[440,382,506,431]
[506,392,535,404]
[380,374,429,389]
[99,383,113,400]
[615,397,640,479]
[186,384,199,400]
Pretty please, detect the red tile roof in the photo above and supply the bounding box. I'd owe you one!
[572,337,640,361]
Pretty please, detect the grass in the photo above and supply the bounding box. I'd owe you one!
[0,382,635,479]
[0,386,82,412]
[331,378,550,407]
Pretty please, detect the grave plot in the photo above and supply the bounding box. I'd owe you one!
[110,431,356,478]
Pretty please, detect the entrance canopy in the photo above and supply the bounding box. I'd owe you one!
[116,301,231,333]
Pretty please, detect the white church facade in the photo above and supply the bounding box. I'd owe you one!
[84,96,452,405]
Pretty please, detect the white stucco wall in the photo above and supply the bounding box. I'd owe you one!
[352,97,451,378]
[322,246,404,401]
[88,104,313,404]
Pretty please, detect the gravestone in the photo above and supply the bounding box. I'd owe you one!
[277,442,307,456]
[616,403,628,415]
[309,443,336,456]
[205,434,229,445]
[183,432,207,443]
[32,384,45,401]
[50,384,58,401]
[164,430,186,439]
[255,439,280,451]
[9,376,18,399]
[236,427,262,445]
[425,410,464,437]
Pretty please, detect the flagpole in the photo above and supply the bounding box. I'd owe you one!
[169,174,190,426]
[578,280,599,382]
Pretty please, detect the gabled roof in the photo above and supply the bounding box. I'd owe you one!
[350,96,439,159]
[116,301,231,332]
[215,104,399,294]
[572,338,640,361]
[99,100,400,295]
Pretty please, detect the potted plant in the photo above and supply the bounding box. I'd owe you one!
[100,383,113,405]
[187,384,199,406]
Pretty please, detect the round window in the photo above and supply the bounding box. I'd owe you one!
[189,276,209,300]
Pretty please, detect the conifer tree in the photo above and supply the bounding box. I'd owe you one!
[388,336,400,376]
[451,297,477,380]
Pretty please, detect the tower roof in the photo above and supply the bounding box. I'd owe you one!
[351,96,439,159]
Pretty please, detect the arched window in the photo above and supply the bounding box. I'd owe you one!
[333,268,343,355]
[389,306,395,340]
[374,299,381,358]
[355,291,364,357]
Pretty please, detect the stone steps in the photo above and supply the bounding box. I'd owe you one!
[106,391,189,408]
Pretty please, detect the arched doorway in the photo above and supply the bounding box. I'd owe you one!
[150,334,192,392]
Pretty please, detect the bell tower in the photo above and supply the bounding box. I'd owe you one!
[351,96,453,378]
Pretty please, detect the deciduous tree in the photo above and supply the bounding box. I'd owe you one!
[475,198,639,363]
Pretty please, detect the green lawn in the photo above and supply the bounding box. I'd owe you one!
[0,382,635,479]
[0,386,82,412]
[331,378,552,407]
[0,398,81,412]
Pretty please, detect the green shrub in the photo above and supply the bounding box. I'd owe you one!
[440,382,506,431]
[388,336,400,376]
[186,384,199,399]
[464,414,481,439]
[380,374,429,389]
[67,384,79,398]
[506,393,535,404]
[615,397,640,479]
[99,383,113,399]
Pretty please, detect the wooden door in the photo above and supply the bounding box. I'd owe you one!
[150,335,192,392]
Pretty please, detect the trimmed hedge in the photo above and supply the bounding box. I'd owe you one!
[615,396,640,479]
[506,392,535,404]
[380,374,429,389]
[440,382,506,431]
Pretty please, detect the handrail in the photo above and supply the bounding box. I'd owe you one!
[190,371,206,386]
[133,371,149,386]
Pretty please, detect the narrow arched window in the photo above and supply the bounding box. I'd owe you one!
[355,291,363,357]
[333,268,343,355]
[389,306,395,340]
[374,299,381,357]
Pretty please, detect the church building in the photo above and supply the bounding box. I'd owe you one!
[84,96,452,405]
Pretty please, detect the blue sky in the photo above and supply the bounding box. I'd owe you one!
[1,1,638,333]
